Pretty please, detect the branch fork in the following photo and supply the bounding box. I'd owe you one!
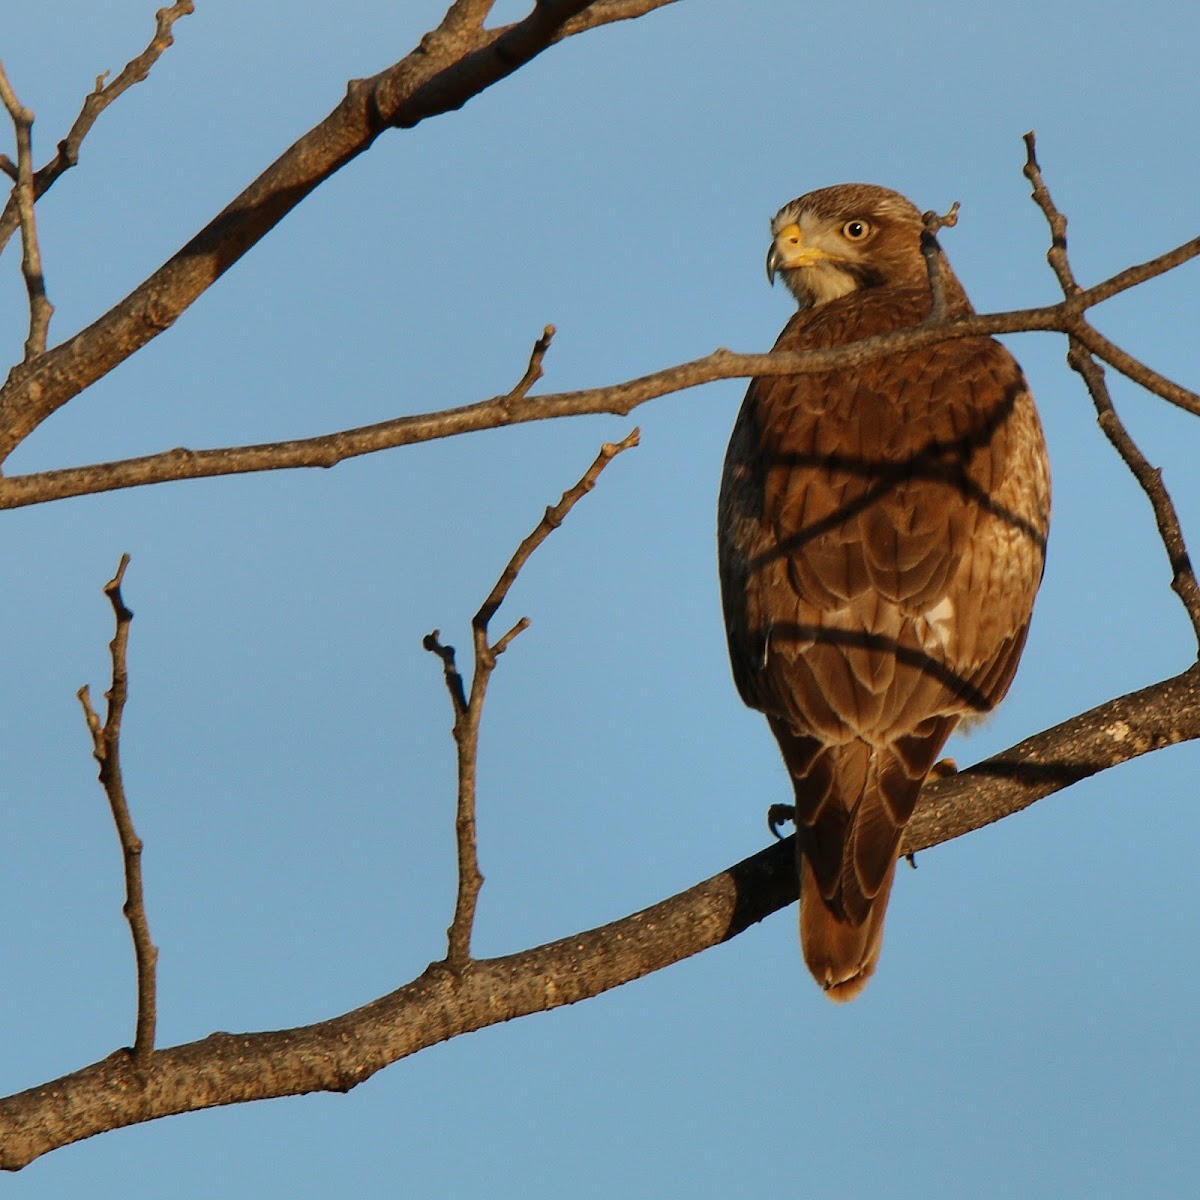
[425,428,639,967]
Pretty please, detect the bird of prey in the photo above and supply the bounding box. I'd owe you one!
[717,184,1050,1001]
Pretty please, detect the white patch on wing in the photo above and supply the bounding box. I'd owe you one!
[921,596,955,648]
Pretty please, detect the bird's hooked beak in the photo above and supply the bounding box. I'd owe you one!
[766,221,830,285]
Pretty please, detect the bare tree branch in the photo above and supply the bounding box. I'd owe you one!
[2,661,1197,1170]
[0,64,54,359]
[76,554,158,1064]
[0,2,195,261]
[427,429,640,965]
[0,3,1195,1160]
[1070,320,1200,416]
[0,0,683,462]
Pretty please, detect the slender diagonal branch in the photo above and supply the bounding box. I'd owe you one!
[1070,321,1200,415]
[1024,133,1200,651]
[0,64,54,359]
[76,554,158,1063]
[426,428,640,966]
[0,2,195,260]
[1070,345,1200,650]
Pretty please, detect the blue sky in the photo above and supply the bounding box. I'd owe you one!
[1,2,1198,1195]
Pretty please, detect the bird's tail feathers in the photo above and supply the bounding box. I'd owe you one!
[800,851,897,1003]
[773,729,944,1002]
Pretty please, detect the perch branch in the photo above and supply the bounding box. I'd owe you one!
[76,554,157,1063]
[0,64,53,359]
[4,661,1198,1169]
[427,428,640,966]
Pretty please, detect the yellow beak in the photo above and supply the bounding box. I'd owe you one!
[766,222,829,284]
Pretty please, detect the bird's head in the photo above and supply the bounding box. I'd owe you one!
[766,183,933,309]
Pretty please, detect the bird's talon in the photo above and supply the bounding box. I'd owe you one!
[767,803,796,839]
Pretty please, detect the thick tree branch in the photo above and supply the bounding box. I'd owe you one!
[3,662,1197,1170]
[76,555,158,1063]
[0,0,682,463]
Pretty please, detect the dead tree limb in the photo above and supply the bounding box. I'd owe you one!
[76,555,158,1064]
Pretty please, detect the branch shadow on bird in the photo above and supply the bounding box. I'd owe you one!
[725,377,1047,720]
[746,378,1047,573]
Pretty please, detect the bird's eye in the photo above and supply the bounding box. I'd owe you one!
[841,220,871,241]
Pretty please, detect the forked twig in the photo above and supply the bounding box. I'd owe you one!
[78,554,158,1062]
[426,428,640,966]
[0,2,195,259]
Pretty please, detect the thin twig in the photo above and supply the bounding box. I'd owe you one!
[508,324,556,402]
[421,629,469,717]
[1071,321,1200,415]
[1023,132,1081,295]
[427,428,640,967]
[77,554,158,1062]
[920,200,960,321]
[474,427,640,638]
[0,2,195,259]
[1069,345,1200,651]
[0,64,53,358]
[1024,133,1200,652]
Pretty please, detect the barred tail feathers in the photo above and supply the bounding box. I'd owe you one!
[768,723,943,1001]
